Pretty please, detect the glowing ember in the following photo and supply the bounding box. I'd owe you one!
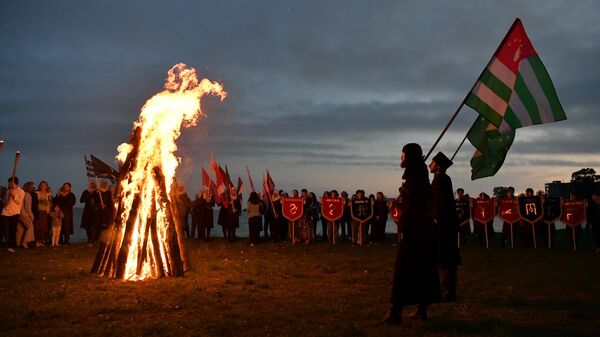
[92,63,226,281]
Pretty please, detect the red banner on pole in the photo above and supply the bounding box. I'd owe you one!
[561,200,586,227]
[498,197,520,224]
[321,197,345,222]
[282,197,304,222]
[472,197,495,223]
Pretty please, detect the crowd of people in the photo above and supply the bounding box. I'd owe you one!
[0,177,115,251]
[2,173,599,254]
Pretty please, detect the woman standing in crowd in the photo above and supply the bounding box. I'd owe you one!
[80,181,100,243]
[17,181,36,248]
[247,192,263,245]
[35,181,52,247]
[54,183,76,244]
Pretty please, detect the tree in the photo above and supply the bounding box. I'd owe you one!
[571,168,600,183]
[493,186,507,198]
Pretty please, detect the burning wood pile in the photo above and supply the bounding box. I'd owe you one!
[91,63,226,281]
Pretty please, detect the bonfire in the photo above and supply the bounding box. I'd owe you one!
[91,63,226,280]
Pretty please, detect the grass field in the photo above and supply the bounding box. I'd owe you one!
[1,232,599,337]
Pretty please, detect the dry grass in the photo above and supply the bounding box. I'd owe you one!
[1,232,599,337]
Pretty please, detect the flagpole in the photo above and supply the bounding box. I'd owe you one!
[426,18,522,161]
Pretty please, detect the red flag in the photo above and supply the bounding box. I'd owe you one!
[210,152,219,175]
[266,170,275,193]
[201,167,210,187]
[236,176,245,194]
[246,166,256,193]
[209,178,222,204]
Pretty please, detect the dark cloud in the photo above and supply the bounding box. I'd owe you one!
[0,0,598,197]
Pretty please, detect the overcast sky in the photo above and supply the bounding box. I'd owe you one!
[1,0,599,202]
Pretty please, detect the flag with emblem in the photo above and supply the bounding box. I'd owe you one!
[466,18,566,133]
[465,18,566,180]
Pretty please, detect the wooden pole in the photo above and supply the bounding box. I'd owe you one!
[510,223,514,249]
[572,226,577,251]
[11,151,21,182]
[484,221,489,249]
[532,222,537,249]
[451,133,469,161]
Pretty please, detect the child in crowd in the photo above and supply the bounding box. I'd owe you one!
[50,204,64,247]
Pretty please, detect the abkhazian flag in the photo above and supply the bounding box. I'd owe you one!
[467,116,515,180]
[466,18,566,180]
[465,18,566,134]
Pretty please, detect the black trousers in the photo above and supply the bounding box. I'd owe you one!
[1,215,19,248]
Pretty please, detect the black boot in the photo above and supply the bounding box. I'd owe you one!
[381,304,402,325]
[409,304,428,321]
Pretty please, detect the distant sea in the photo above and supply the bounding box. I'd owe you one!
[70,208,570,243]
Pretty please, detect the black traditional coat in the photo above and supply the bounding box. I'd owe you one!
[431,172,462,267]
[391,163,440,306]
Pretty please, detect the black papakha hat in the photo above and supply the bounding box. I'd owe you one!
[432,151,453,170]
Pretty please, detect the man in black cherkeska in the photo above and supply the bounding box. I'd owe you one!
[429,152,461,302]
[383,143,440,325]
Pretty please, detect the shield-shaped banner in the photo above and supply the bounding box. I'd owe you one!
[455,198,471,226]
[389,201,401,222]
[351,198,373,222]
[281,197,304,222]
[519,196,543,224]
[543,197,562,224]
[561,200,586,227]
[472,198,495,223]
[321,197,345,222]
[498,198,520,224]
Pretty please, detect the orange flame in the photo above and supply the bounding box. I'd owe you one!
[115,63,226,281]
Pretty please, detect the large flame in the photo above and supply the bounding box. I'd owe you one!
[115,63,226,281]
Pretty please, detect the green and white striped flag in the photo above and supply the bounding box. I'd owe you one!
[465,18,566,134]
[467,116,515,180]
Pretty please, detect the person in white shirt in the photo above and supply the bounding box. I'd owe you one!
[1,176,25,252]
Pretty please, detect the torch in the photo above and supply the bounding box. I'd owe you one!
[10,151,20,188]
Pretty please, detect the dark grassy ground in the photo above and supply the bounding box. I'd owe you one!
[1,231,598,337]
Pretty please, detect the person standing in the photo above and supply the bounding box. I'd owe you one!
[455,188,471,246]
[35,181,52,246]
[218,193,231,239]
[384,143,440,325]
[373,192,389,243]
[54,183,76,245]
[1,177,25,252]
[176,185,192,239]
[98,181,114,233]
[49,204,63,247]
[199,189,215,241]
[429,152,461,302]
[228,188,242,242]
[17,181,36,248]
[247,192,263,245]
[80,181,100,243]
